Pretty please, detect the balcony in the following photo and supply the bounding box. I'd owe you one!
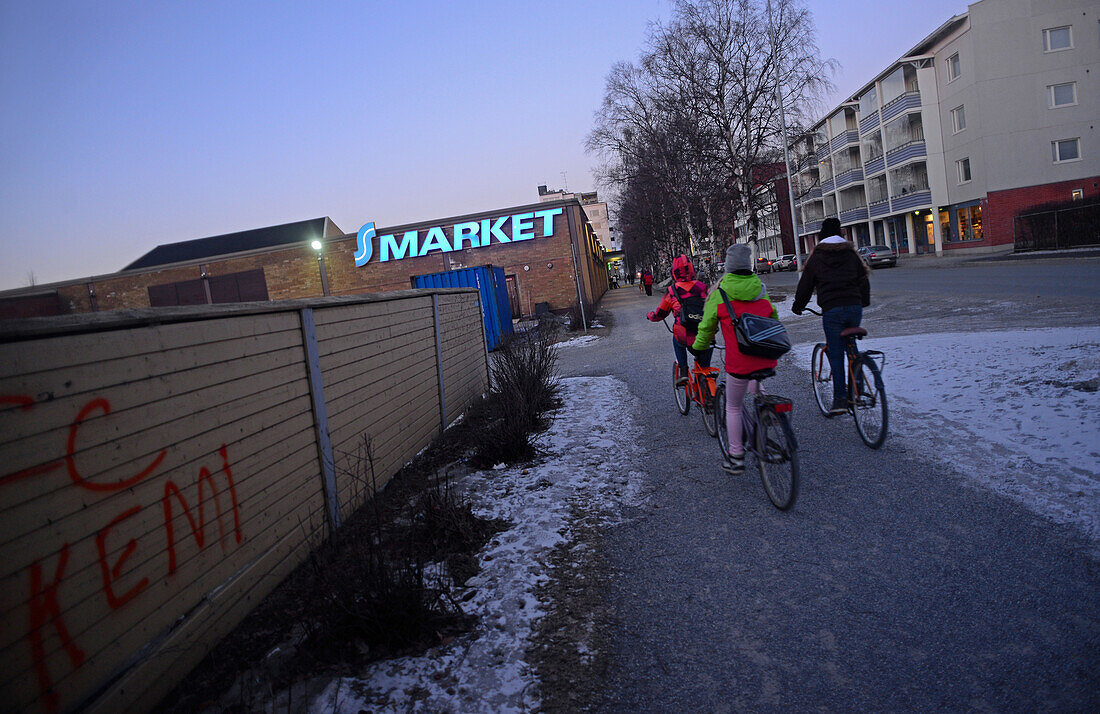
[864,154,886,176]
[859,111,880,135]
[829,129,860,153]
[820,178,835,194]
[890,189,931,211]
[868,198,891,218]
[835,167,864,190]
[808,186,822,199]
[800,219,823,236]
[885,139,927,165]
[840,206,869,223]
[881,90,921,123]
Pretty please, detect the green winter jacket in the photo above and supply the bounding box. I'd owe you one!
[691,272,778,352]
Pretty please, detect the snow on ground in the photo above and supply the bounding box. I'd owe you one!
[309,376,645,713]
[554,334,601,349]
[792,327,1100,542]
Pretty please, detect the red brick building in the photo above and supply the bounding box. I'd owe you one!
[0,198,609,319]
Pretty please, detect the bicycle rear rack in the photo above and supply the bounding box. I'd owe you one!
[861,349,886,371]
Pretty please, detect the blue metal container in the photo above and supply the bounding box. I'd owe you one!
[412,265,514,350]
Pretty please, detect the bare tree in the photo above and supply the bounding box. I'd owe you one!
[589,0,835,266]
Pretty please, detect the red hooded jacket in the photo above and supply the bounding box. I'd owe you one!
[647,255,708,346]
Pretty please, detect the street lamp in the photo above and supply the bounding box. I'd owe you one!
[311,238,330,296]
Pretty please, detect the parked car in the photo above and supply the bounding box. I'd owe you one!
[755,256,773,274]
[857,244,898,268]
[773,254,795,271]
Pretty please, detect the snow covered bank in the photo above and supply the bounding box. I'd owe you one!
[309,376,644,713]
[793,327,1100,541]
[554,334,601,349]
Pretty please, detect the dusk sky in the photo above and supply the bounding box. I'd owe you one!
[0,0,967,290]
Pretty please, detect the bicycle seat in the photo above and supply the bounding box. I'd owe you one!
[741,368,776,381]
[841,327,868,339]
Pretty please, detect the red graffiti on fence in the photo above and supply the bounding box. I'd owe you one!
[2,394,246,712]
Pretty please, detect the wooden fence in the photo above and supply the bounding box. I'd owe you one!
[0,289,488,714]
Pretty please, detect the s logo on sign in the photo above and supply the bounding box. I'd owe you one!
[354,222,375,266]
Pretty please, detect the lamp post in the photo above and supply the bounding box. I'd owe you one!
[767,0,805,271]
[312,239,330,296]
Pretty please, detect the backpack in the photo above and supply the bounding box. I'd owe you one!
[673,285,706,333]
[717,288,791,359]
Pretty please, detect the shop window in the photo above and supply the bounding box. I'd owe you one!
[955,205,983,241]
[939,209,952,242]
[1052,138,1081,163]
[1048,82,1077,108]
[1043,26,1072,52]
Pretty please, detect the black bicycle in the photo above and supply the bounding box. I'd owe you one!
[804,308,888,449]
[715,366,800,510]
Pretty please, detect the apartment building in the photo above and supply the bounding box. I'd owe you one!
[790,0,1098,256]
[538,184,618,251]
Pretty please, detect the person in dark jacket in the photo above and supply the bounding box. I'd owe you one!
[792,217,870,414]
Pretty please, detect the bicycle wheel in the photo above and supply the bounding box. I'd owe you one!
[810,343,832,416]
[715,382,731,460]
[852,357,888,449]
[674,363,690,415]
[756,409,800,510]
[700,373,719,438]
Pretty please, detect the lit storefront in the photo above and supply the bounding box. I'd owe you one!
[0,198,609,319]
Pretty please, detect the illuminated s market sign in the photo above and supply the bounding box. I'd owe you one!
[354,208,562,267]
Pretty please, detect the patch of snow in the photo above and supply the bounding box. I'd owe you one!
[308,376,645,713]
[554,335,601,349]
[792,327,1100,541]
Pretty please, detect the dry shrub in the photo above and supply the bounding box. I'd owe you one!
[470,319,561,467]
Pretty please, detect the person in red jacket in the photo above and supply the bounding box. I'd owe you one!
[692,244,780,473]
[642,268,654,296]
[647,255,712,385]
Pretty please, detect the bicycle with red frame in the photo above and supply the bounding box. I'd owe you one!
[667,318,722,437]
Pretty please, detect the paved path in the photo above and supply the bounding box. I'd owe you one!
[555,284,1099,712]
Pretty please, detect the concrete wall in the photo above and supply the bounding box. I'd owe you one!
[0,289,488,714]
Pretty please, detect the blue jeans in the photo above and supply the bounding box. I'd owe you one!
[822,305,862,403]
[673,336,712,377]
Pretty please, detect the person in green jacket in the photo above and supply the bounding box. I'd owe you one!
[691,244,780,473]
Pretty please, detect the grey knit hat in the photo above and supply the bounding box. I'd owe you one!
[725,243,753,273]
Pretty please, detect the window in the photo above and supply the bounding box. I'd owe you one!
[956,157,972,184]
[1043,26,1072,52]
[946,53,961,81]
[951,105,966,133]
[1072,188,1084,200]
[1052,138,1081,163]
[955,205,983,241]
[1048,82,1077,108]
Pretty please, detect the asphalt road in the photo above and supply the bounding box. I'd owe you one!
[554,271,1099,712]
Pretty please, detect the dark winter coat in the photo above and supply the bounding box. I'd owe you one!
[792,240,870,313]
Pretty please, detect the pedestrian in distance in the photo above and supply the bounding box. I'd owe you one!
[647,254,712,386]
[692,244,781,474]
[642,268,654,296]
[791,217,871,415]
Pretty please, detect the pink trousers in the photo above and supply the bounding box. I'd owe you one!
[725,376,760,457]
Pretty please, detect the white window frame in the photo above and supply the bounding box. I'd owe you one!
[1043,26,1073,52]
[951,105,966,133]
[956,157,972,184]
[1052,138,1081,164]
[1048,82,1077,108]
[946,52,961,82]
